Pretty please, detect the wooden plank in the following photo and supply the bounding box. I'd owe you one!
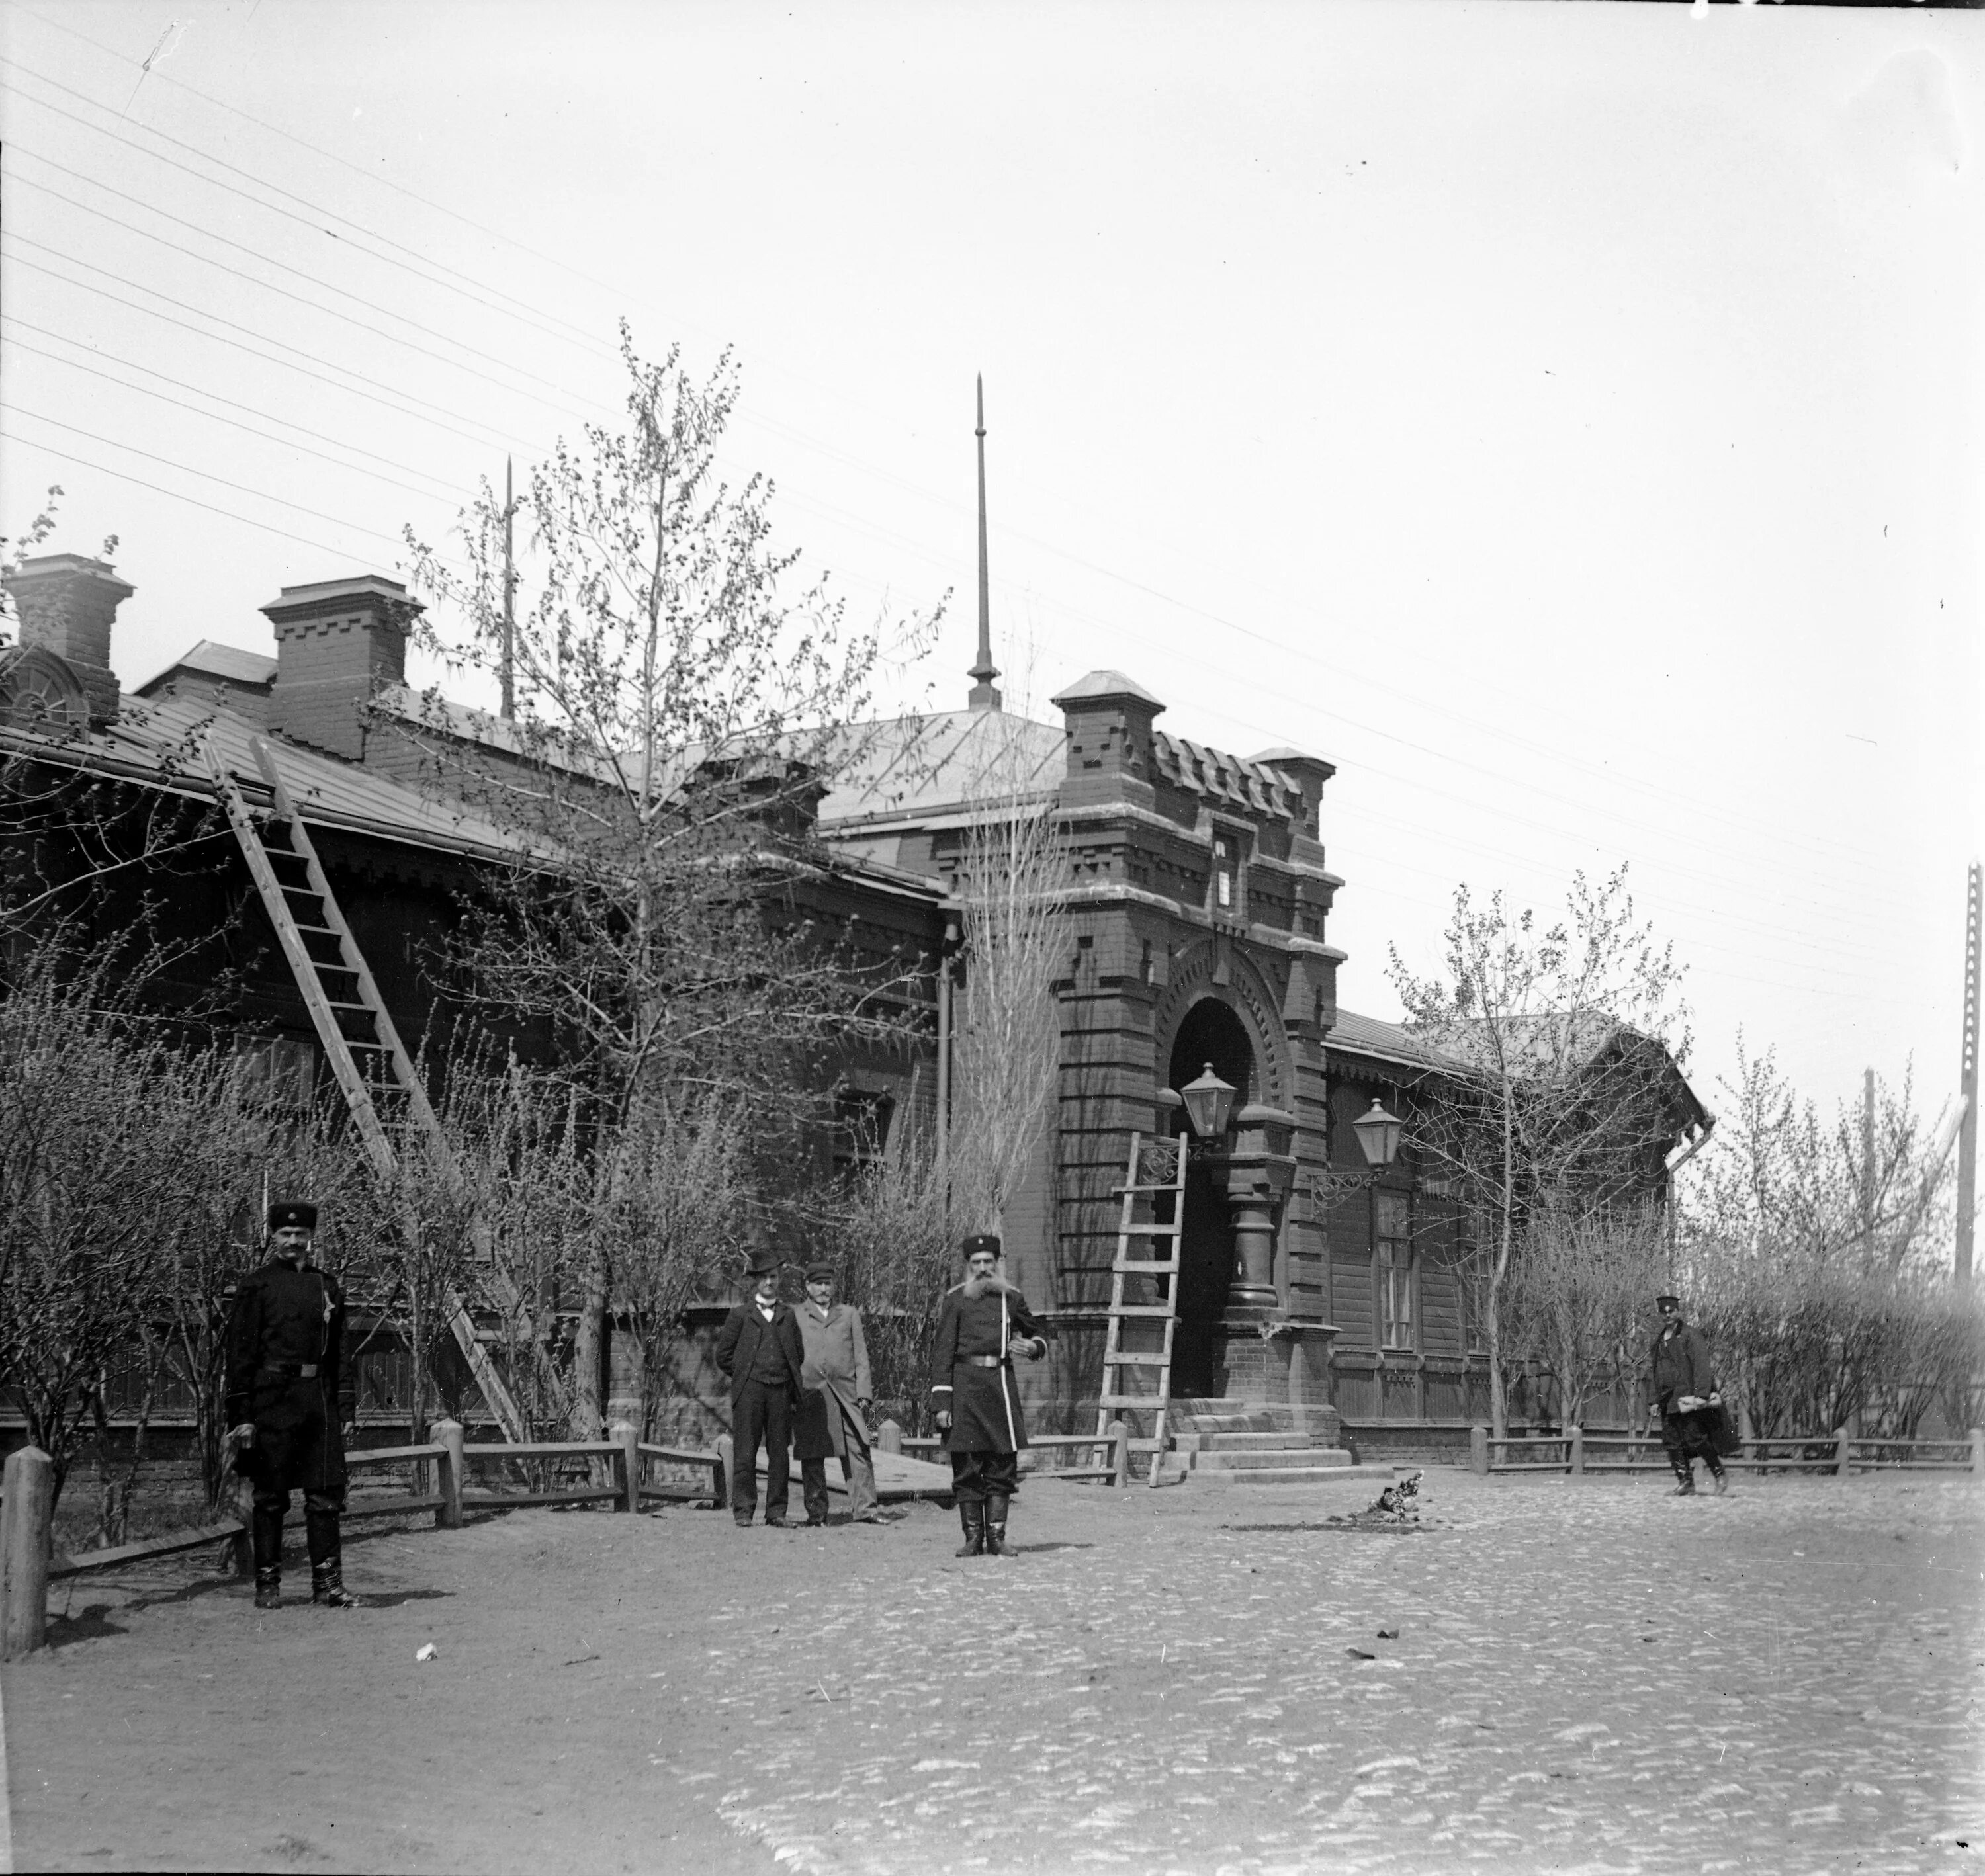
[345,1444,449,1465]
[344,1496,447,1519]
[461,1441,622,1460]
[638,1443,723,1467]
[48,1517,243,1580]
[461,1488,624,1509]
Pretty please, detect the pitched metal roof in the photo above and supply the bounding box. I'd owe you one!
[133,640,278,694]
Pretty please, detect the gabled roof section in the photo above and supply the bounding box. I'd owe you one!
[134,640,278,694]
[815,708,1066,827]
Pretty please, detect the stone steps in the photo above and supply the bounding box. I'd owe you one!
[1180,1462,1395,1488]
[1190,1445,1355,1471]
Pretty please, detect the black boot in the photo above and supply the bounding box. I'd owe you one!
[954,1500,985,1558]
[251,1503,284,1609]
[1708,1459,1729,1496]
[306,1506,357,1607]
[984,1494,1014,1558]
[1669,1461,1696,1497]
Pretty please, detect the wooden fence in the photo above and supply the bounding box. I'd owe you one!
[1470,1424,1985,1478]
[888,1420,1133,1486]
[0,1419,726,1660]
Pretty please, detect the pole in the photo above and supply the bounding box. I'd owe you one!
[1959,862,1979,1288]
[1,1446,54,1660]
[1862,1066,1876,1262]
[500,455,516,722]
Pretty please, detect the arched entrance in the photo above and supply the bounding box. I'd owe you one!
[1167,998,1254,1400]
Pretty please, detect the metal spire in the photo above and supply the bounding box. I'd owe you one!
[967,374,1002,712]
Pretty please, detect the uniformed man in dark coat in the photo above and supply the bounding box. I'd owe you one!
[1650,1292,1729,1498]
[225,1200,358,1609]
[714,1246,808,1529]
[930,1234,1051,1558]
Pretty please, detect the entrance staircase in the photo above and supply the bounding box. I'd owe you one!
[1156,1401,1394,1486]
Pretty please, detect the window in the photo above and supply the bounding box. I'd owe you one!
[1460,1210,1489,1354]
[832,1088,895,1179]
[1212,831,1241,916]
[1376,1188,1414,1350]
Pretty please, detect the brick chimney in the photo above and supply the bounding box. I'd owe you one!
[3,553,133,726]
[1050,669,1165,812]
[263,575,421,762]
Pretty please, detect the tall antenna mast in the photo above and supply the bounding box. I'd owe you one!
[967,374,1002,712]
[1958,859,1980,1287]
[500,456,516,722]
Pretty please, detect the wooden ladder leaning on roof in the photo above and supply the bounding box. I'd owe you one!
[202,730,533,1443]
[1094,1130,1189,1487]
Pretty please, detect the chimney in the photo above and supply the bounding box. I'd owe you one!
[263,575,421,762]
[3,553,133,726]
[1050,669,1165,812]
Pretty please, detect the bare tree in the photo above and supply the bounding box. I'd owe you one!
[402,330,942,1437]
[1388,866,1693,1439]
[947,725,1075,1242]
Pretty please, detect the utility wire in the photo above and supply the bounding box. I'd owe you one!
[5,404,407,549]
[0,57,616,364]
[0,34,1910,889]
[6,160,620,426]
[3,322,471,504]
[1,240,547,458]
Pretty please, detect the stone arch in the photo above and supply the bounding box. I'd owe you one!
[1149,937,1294,1113]
[0,645,89,730]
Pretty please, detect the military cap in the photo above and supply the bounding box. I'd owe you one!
[1654,1293,1681,1308]
[961,1234,1002,1261]
[268,1199,318,1231]
[804,1260,838,1282]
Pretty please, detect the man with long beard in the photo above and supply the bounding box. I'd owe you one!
[930,1235,1051,1558]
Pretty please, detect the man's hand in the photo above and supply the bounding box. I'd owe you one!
[856,1397,873,1414]
[935,1411,951,1431]
[1676,1394,1706,1412]
[1706,1392,1721,1408]
[1018,1336,1047,1362]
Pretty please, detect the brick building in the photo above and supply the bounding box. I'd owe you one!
[1,543,1705,1455]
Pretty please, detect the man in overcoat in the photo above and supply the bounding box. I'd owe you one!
[930,1234,1051,1558]
[793,1261,885,1525]
[224,1199,358,1609]
[1650,1292,1729,1497]
[715,1246,808,1529]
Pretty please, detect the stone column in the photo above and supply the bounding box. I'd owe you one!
[1210,1105,1297,1402]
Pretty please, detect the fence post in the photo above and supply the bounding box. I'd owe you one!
[1470,1424,1489,1476]
[2,1445,54,1661]
[1569,1426,1583,1477]
[1970,1428,1983,1478]
[1834,1426,1853,1480]
[609,1421,640,1514]
[231,1473,255,1578]
[715,1434,735,1515]
[877,1419,903,1455]
[1109,1418,1131,1488]
[433,1419,464,1530]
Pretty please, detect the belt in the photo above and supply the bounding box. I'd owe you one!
[960,1355,1006,1369]
[259,1363,320,1379]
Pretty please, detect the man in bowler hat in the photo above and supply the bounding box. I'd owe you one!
[1650,1292,1730,1497]
[225,1199,359,1609]
[930,1234,1051,1558]
[715,1246,808,1528]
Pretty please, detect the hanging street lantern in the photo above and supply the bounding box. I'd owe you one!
[1352,1098,1403,1170]
[1178,1062,1238,1140]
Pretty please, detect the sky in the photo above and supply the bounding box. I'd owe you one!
[1,0,1979,1142]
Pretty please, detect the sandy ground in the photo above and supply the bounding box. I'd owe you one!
[4,1467,1982,1875]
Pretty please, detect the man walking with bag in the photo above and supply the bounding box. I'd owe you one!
[1650,1291,1730,1498]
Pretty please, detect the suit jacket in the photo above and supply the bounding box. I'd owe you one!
[714,1298,807,1408]
[793,1302,873,1461]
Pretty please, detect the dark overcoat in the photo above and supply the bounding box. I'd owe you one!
[1650,1320,1718,1412]
[224,1258,352,1495]
[713,1299,807,1407]
[929,1280,1052,1455]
